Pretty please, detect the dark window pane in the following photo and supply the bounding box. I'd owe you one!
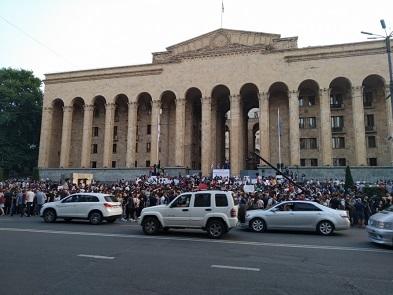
[294,203,321,211]
[215,194,228,207]
[194,194,211,207]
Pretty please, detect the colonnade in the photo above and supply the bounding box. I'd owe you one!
[38,79,393,176]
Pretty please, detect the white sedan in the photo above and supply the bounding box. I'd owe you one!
[40,193,122,225]
[240,201,350,235]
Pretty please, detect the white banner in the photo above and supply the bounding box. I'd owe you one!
[212,169,230,178]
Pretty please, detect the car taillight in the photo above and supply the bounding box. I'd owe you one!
[104,203,113,208]
[230,208,237,217]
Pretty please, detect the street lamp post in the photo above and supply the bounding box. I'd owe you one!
[361,19,393,117]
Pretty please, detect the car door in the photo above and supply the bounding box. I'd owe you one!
[162,194,191,227]
[265,202,296,229]
[57,195,80,217]
[189,193,211,228]
[293,202,322,230]
[77,195,99,218]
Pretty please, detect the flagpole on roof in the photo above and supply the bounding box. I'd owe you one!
[221,0,224,28]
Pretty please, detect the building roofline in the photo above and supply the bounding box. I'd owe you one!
[166,28,281,50]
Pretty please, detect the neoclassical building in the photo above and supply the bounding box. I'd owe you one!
[38,28,393,177]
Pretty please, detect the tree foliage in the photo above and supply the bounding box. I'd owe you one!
[344,165,355,190]
[0,68,42,175]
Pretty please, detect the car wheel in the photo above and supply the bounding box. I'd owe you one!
[89,211,103,225]
[142,217,160,235]
[43,209,56,223]
[317,220,334,236]
[106,217,117,223]
[64,218,72,222]
[206,220,225,239]
[250,218,266,233]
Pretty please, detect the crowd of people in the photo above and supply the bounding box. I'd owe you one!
[0,174,392,227]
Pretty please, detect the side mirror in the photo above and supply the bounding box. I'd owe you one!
[271,207,278,212]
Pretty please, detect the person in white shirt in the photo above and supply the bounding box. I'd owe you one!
[25,189,35,217]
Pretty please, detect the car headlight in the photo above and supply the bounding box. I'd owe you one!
[376,222,393,230]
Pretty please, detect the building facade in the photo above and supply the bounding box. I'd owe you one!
[38,28,393,177]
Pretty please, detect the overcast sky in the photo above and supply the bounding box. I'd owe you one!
[1,0,392,81]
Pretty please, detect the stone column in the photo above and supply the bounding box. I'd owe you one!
[289,90,300,165]
[201,96,212,176]
[230,94,241,176]
[385,86,393,165]
[126,101,138,167]
[258,92,270,163]
[103,103,115,168]
[38,106,53,168]
[319,88,332,166]
[59,105,73,168]
[175,98,186,167]
[210,101,217,168]
[80,104,94,168]
[352,86,367,165]
[150,99,161,165]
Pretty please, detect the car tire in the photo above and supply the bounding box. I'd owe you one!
[43,209,57,223]
[106,217,117,223]
[250,218,266,233]
[206,220,225,239]
[89,211,103,225]
[64,218,72,222]
[142,217,160,235]
[317,220,334,236]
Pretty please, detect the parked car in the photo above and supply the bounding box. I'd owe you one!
[138,190,238,238]
[366,205,393,246]
[240,201,350,235]
[40,193,122,225]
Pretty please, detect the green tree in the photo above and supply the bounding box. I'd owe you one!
[344,165,355,190]
[0,68,42,176]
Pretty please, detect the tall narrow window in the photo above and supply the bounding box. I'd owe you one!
[92,144,98,154]
[365,114,375,131]
[307,117,316,128]
[93,127,99,137]
[363,91,373,107]
[299,117,305,129]
[367,136,376,148]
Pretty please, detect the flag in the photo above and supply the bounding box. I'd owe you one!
[222,0,224,13]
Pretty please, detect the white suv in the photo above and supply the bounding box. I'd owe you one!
[40,193,122,225]
[139,190,238,238]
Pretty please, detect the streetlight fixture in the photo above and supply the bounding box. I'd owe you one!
[361,19,393,112]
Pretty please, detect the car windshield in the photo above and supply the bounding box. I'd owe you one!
[104,195,118,202]
[383,205,393,212]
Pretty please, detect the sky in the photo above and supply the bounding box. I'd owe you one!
[1,0,393,82]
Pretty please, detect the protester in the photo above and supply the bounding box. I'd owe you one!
[0,175,392,228]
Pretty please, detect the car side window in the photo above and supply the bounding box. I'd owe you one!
[171,194,191,208]
[215,194,228,207]
[80,195,99,202]
[294,203,321,211]
[276,203,294,211]
[62,195,80,203]
[194,193,211,207]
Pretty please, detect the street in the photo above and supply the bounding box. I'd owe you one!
[0,216,391,295]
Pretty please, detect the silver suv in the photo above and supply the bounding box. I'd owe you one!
[139,190,238,238]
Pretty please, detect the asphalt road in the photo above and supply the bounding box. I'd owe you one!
[0,216,391,295]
